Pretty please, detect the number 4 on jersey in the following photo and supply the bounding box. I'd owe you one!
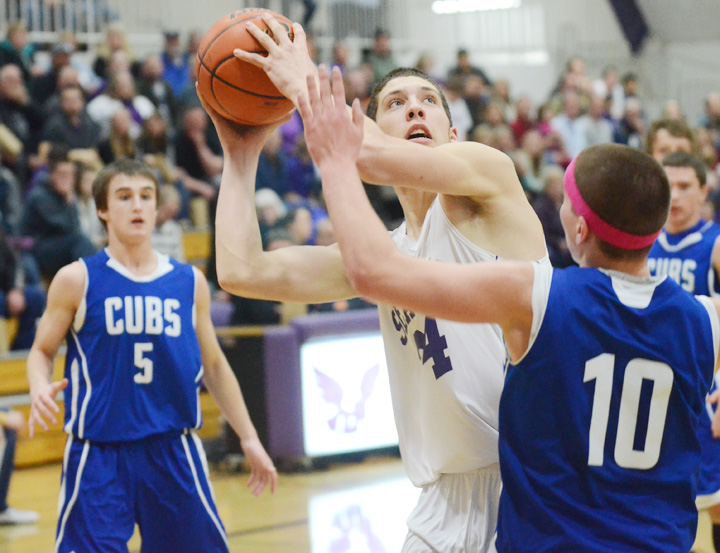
[413,317,453,379]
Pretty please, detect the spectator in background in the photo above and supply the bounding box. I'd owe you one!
[39,64,81,118]
[613,97,645,150]
[0,409,39,524]
[92,22,138,80]
[579,93,614,148]
[662,99,685,121]
[31,42,73,106]
[255,188,287,245]
[343,67,372,112]
[0,63,43,184]
[98,108,136,164]
[282,205,314,246]
[550,90,586,157]
[363,28,397,85]
[75,164,105,249]
[87,70,156,140]
[137,54,177,127]
[443,75,472,141]
[447,47,492,87]
[161,31,190,98]
[175,107,221,194]
[21,145,96,279]
[151,184,185,261]
[256,128,291,199]
[510,95,536,145]
[41,85,101,152]
[621,72,639,102]
[0,228,45,350]
[699,92,720,154]
[593,65,624,121]
[645,118,695,163]
[0,22,34,82]
[286,134,320,202]
[464,74,490,130]
[330,41,349,74]
[492,79,515,122]
[531,165,573,268]
[0,158,22,234]
[513,129,552,197]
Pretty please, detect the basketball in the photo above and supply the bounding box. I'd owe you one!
[196,8,296,126]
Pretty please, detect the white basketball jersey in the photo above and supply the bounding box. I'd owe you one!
[379,197,515,486]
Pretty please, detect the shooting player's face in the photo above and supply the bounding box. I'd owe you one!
[99,174,158,243]
[374,76,456,146]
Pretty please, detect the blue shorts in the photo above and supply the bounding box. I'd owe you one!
[55,430,229,553]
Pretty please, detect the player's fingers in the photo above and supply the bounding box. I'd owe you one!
[351,98,364,130]
[30,408,49,433]
[297,91,312,122]
[51,378,69,396]
[307,71,322,116]
[262,13,294,47]
[232,48,267,69]
[317,65,332,111]
[708,390,720,403]
[330,66,345,113]
[244,21,279,54]
[36,396,59,420]
[291,22,307,48]
[28,414,36,438]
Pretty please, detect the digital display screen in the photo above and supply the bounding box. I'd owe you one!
[300,333,398,457]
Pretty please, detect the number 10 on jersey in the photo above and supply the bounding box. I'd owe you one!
[584,353,673,470]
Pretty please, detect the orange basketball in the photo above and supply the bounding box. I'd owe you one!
[196,8,296,126]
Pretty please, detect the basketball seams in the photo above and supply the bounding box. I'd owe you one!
[196,8,295,125]
[199,55,287,101]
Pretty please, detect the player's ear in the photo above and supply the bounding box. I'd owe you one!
[97,208,108,223]
[449,126,459,142]
[576,215,590,245]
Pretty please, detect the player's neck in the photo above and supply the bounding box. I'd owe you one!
[665,214,703,235]
[581,249,650,278]
[106,240,158,276]
[395,187,436,240]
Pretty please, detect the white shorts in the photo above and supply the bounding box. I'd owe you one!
[401,463,501,553]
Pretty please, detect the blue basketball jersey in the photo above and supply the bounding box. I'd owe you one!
[497,266,718,553]
[648,219,720,296]
[649,219,720,498]
[63,250,203,442]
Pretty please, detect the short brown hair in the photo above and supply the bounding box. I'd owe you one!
[574,144,669,260]
[661,151,707,187]
[366,67,452,125]
[645,118,696,155]
[92,158,159,212]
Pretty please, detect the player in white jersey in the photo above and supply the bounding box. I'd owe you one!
[205,15,546,553]
[300,66,720,553]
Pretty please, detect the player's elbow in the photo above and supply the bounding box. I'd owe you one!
[344,255,389,300]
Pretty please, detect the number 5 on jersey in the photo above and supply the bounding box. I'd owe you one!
[134,342,154,384]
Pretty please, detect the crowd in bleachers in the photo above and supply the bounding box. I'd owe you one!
[1,19,720,350]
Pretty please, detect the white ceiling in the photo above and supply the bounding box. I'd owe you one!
[636,0,720,42]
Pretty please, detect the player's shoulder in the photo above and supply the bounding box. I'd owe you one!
[52,260,87,290]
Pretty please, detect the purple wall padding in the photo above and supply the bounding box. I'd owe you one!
[263,326,304,459]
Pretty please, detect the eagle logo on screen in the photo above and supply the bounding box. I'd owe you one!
[328,504,387,553]
[313,364,379,432]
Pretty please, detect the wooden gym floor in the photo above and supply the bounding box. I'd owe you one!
[1,453,418,553]
[2,453,716,553]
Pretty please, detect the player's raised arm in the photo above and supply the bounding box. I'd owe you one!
[300,67,534,346]
[240,14,525,202]
[26,263,83,437]
[199,87,355,303]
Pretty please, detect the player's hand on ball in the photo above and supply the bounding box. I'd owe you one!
[235,13,316,107]
[241,436,278,496]
[298,65,364,170]
[196,82,287,156]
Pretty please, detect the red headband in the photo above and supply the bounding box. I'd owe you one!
[563,156,661,250]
